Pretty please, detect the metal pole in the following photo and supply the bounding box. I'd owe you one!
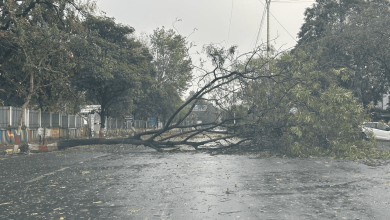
[267,0,271,69]
[266,0,273,112]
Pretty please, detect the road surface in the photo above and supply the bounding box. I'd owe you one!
[1,144,390,219]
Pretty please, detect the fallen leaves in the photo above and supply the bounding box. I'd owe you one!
[93,201,102,204]
[0,202,12,206]
[129,208,140,213]
[80,170,91,175]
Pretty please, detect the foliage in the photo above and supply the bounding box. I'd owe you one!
[149,27,193,95]
[133,27,193,123]
[298,0,372,45]
[132,86,184,122]
[285,50,364,149]
[0,0,92,110]
[296,0,390,106]
[202,45,375,159]
[57,43,390,161]
[73,16,154,130]
[0,0,94,141]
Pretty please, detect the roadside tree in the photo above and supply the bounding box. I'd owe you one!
[136,27,193,125]
[73,16,154,137]
[296,0,390,106]
[59,45,387,159]
[0,0,92,150]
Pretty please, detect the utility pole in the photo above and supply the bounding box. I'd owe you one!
[266,0,273,116]
[266,0,271,68]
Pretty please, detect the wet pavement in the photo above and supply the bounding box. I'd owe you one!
[1,144,390,219]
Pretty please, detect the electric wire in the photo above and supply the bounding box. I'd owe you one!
[226,0,234,46]
[247,2,267,51]
[255,3,268,47]
[256,0,301,47]
[270,12,297,42]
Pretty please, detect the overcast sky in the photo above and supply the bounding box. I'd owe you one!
[96,0,316,55]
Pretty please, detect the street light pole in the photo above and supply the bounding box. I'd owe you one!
[266,0,271,70]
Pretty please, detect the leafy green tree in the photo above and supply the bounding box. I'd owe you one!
[296,0,390,106]
[135,27,193,124]
[323,1,390,106]
[197,45,367,156]
[0,0,91,149]
[149,27,192,94]
[73,16,154,137]
[297,0,367,45]
[59,44,390,160]
[132,86,183,123]
[279,50,367,158]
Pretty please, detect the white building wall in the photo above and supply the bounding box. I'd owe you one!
[377,94,390,110]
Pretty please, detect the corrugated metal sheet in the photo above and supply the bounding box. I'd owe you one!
[68,115,75,128]
[11,107,21,128]
[29,110,39,128]
[52,113,59,127]
[0,106,8,128]
[41,112,50,127]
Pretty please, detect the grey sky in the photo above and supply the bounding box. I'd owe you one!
[96,0,316,55]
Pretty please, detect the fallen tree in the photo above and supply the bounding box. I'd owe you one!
[59,45,388,159]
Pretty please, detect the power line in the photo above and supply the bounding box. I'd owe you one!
[258,0,298,44]
[226,0,234,46]
[270,11,297,42]
[247,2,267,51]
[255,3,268,47]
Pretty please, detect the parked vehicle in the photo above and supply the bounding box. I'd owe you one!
[362,122,390,141]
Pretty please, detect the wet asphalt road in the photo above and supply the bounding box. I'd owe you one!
[1,144,390,220]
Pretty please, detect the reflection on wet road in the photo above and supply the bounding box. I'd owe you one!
[1,144,390,219]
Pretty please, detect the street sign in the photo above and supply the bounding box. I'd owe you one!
[80,105,101,114]
[125,116,134,122]
[149,117,157,125]
[193,105,207,111]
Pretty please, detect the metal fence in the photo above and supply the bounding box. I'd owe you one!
[0,106,166,145]
[0,107,85,129]
[29,110,39,128]
[12,107,21,127]
[69,115,75,128]
[41,112,50,127]
[0,106,8,128]
[52,113,59,127]
[0,106,156,131]
[61,115,68,128]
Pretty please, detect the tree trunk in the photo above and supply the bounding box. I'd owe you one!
[99,108,105,138]
[14,72,33,153]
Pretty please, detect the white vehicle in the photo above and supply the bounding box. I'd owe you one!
[362,122,390,141]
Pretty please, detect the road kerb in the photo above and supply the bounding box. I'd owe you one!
[29,143,58,153]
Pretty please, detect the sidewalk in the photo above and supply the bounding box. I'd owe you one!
[0,142,59,155]
[0,144,16,155]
